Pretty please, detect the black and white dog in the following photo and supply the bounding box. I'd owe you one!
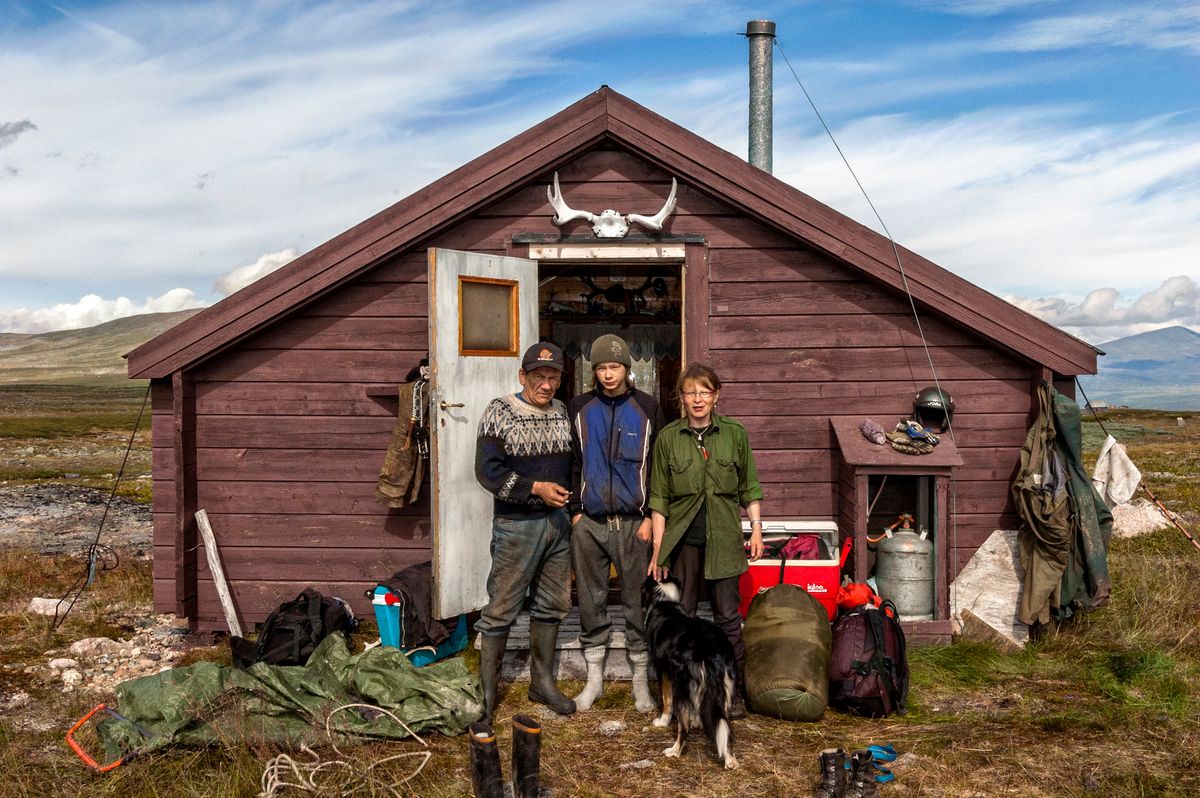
[642,576,738,769]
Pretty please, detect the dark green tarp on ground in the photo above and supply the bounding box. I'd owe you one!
[1014,383,1113,626]
[743,584,831,722]
[97,635,482,761]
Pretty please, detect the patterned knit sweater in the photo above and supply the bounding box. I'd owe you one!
[475,393,572,519]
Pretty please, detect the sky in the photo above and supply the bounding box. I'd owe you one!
[1,0,1197,344]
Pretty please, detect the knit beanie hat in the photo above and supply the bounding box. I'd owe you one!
[589,333,632,368]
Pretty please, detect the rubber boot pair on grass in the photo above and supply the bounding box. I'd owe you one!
[813,747,885,798]
[469,715,541,798]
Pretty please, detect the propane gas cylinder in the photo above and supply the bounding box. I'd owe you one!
[874,523,935,620]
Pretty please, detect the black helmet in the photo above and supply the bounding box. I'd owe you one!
[914,386,954,432]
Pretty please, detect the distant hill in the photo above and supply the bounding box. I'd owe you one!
[0,310,201,386]
[1077,326,1200,411]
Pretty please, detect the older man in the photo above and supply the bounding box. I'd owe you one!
[474,341,576,721]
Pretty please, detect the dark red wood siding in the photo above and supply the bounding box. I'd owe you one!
[153,146,1034,630]
[155,254,433,628]
[705,236,1031,573]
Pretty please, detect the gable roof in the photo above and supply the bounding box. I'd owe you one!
[127,87,1097,379]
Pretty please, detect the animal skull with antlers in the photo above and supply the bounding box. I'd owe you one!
[546,172,678,238]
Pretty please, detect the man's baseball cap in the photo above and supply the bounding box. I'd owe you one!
[521,341,565,372]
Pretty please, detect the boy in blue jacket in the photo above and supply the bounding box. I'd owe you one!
[568,334,665,712]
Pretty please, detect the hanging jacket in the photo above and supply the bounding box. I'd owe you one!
[1013,382,1112,625]
[1051,389,1113,619]
[376,380,427,508]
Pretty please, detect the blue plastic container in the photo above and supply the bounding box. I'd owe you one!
[371,586,468,666]
[372,585,403,648]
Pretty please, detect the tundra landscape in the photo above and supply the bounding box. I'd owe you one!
[0,316,1198,797]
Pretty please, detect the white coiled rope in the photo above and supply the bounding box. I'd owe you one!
[257,703,432,797]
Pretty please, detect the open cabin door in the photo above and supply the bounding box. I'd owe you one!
[428,248,538,618]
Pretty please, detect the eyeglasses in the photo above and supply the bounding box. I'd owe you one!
[682,390,714,400]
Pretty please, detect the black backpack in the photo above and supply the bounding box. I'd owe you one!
[828,600,909,717]
[230,588,357,669]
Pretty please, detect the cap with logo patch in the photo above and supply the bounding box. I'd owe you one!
[521,341,565,372]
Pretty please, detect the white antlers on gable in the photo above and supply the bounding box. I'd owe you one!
[546,172,678,238]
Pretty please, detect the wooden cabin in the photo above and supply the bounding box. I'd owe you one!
[127,87,1097,645]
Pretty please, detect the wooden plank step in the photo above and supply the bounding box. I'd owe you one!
[475,604,713,681]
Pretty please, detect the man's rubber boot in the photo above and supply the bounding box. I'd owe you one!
[479,632,508,724]
[574,645,606,711]
[846,748,881,798]
[628,650,657,713]
[527,621,576,715]
[812,747,847,798]
[468,721,504,798]
[512,713,542,798]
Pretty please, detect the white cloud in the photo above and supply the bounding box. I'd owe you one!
[0,289,208,334]
[768,107,1200,297]
[1005,276,1200,342]
[1,0,1197,335]
[213,249,298,296]
[990,3,1200,54]
[912,1,1057,17]
[0,1,755,314]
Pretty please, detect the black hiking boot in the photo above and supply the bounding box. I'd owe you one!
[845,748,880,798]
[526,621,576,715]
[813,747,847,797]
[512,713,542,798]
[479,632,508,724]
[468,721,504,798]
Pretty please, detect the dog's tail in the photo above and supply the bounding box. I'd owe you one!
[699,659,737,768]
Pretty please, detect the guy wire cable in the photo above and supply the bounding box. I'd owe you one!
[775,38,960,611]
[1075,377,1200,554]
[52,383,152,631]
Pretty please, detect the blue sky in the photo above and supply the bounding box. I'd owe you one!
[1,0,1197,342]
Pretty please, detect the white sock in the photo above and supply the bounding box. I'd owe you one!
[574,647,606,711]
[628,651,656,713]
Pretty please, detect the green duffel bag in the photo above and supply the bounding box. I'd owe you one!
[743,584,832,721]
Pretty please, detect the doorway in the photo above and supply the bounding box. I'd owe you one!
[537,262,683,419]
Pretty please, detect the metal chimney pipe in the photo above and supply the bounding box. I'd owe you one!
[746,19,775,173]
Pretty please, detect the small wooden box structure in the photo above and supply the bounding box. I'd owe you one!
[832,417,963,644]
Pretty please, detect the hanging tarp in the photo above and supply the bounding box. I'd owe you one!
[1013,383,1112,625]
[95,635,482,762]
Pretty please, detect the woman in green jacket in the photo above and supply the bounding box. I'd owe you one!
[647,363,764,712]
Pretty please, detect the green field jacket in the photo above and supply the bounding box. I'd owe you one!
[648,414,764,580]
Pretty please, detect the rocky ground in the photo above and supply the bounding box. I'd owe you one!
[1,483,219,727]
[0,482,152,553]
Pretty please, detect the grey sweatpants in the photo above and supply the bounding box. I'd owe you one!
[570,514,652,654]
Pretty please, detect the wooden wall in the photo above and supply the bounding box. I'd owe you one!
[706,243,1031,575]
[152,253,435,628]
[153,146,1034,629]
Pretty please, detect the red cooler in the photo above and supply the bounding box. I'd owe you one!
[737,520,848,621]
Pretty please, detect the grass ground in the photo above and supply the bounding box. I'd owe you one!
[0,389,1197,797]
[0,384,152,501]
